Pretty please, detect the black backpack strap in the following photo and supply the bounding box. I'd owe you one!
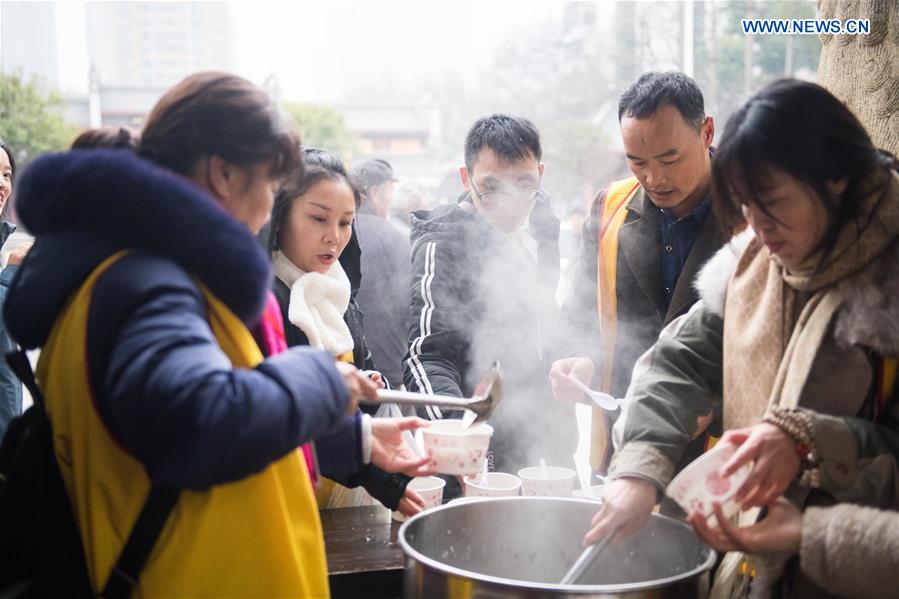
[100,484,181,599]
[4,352,182,599]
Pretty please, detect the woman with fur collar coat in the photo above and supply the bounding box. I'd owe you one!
[586,80,899,599]
[0,74,380,596]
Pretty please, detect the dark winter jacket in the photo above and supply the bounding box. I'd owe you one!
[403,194,575,471]
[355,206,412,386]
[4,149,355,490]
[562,182,726,471]
[272,267,412,510]
[563,184,726,398]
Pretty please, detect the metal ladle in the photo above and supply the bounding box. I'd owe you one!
[559,528,617,585]
[360,361,503,427]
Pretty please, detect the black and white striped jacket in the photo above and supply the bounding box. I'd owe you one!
[401,195,575,471]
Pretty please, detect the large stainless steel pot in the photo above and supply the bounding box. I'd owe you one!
[399,497,715,598]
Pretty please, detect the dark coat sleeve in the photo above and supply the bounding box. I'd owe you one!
[90,253,350,490]
[314,414,411,510]
[355,468,411,511]
[402,233,473,401]
[559,190,604,362]
[314,414,363,476]
[608,303,723,489]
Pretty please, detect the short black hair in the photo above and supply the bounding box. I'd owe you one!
[618,72,706,130]
[464,114,541,172]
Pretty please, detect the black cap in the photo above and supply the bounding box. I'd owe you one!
[350,159,398,190]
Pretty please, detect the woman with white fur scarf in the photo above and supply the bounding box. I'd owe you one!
[266,148,430,517]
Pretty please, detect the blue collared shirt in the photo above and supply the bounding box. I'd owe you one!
[659,199,711,306]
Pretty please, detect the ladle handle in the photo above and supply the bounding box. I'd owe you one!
[559,532,615,585]
[361,389,474,410]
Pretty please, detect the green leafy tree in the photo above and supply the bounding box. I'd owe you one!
[543,119,618,212]
[694,0,820,122]
[0,72,76,167]
[283,102,360,162]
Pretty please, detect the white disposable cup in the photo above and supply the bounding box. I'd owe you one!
[422,420,494,475]
[517,466,577,497]
[392,476,446,522]
[463,472,522,497]
[666,442,752,525]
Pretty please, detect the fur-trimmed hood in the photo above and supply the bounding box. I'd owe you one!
[695,228,899,356]
[693,228,754,317]
[5,149,272,348]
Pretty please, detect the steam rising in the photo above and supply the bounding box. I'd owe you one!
[458,210,577,473]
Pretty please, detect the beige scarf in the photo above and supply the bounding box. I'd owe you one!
[723,169,899,430]
[714,169,899,599]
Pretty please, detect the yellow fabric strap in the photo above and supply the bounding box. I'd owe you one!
[590,177,641,470]
[39,251,329,597]
[595,177,641,393]
[316,350,356,508]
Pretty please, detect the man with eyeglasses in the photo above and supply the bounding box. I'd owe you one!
[549,72,727,480]
[403,114,574,475]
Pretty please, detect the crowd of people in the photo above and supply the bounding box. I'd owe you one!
[0,68,896,598]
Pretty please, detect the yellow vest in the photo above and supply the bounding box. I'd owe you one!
[40,252,329,598]
[590,177,641,469]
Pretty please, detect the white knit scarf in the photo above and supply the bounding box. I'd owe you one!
[272,250,354,356]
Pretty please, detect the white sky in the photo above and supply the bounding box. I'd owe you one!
[53,0,578,101]
[230,0,568,102]
[55,1,89,94]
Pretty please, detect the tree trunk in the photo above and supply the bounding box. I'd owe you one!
[816,0,899,155]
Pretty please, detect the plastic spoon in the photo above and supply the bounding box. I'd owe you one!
[567,375,619,411]
[480,458,490,487]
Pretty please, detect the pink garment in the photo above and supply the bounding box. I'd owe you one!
[257,291,318,486]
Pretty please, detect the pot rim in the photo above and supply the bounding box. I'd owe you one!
[398,496,716,594]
